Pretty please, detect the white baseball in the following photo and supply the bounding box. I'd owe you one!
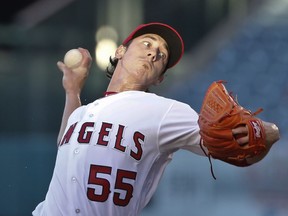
[64,49,83,69]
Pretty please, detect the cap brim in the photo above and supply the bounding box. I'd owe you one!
[122,22,184,69]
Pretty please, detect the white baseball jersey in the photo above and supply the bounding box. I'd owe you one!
[33,91,204,216]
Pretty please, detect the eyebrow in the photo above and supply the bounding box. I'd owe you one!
[142,35,169,52]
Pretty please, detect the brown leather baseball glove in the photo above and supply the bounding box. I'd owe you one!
[198,81,266,167]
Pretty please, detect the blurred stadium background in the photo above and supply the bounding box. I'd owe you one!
[0,0,287,215]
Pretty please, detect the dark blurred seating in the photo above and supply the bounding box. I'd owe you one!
[168,13,288,137]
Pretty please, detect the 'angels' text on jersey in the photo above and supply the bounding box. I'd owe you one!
[59,121,144,161]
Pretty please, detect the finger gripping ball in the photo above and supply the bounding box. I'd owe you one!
[64,49,83,69]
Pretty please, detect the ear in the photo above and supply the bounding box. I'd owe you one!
[115,45,126,59]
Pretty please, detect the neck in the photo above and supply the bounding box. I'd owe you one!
[106,62,149,93]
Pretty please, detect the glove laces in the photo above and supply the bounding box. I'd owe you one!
[200,139,217,180]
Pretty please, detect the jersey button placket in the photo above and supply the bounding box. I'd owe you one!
[74,148,80,154]
[72,148,79,182]
[71,147,80,213]
[71,175,79,214]
[71,148,79,182]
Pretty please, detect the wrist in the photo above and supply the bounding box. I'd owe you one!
[65,91,81,101]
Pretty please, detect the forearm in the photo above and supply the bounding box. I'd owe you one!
[56,48,92,144]
[57,93,81,144]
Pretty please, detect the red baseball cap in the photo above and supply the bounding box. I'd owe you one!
[122,22,184,69]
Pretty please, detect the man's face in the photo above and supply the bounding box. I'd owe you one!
[119,33,169,86]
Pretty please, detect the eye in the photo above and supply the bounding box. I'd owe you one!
[158,52,166,60]
[143,41,151,47]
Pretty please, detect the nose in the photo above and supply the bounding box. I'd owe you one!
[147,49,157,61]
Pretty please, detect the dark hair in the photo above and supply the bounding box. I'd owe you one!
[105,42,131,79]
[105,56,118,79]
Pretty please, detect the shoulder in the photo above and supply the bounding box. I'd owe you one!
[142,92,199,119]
[98,91,198,117]
[123,91,191,106]
[68,104,89,122]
